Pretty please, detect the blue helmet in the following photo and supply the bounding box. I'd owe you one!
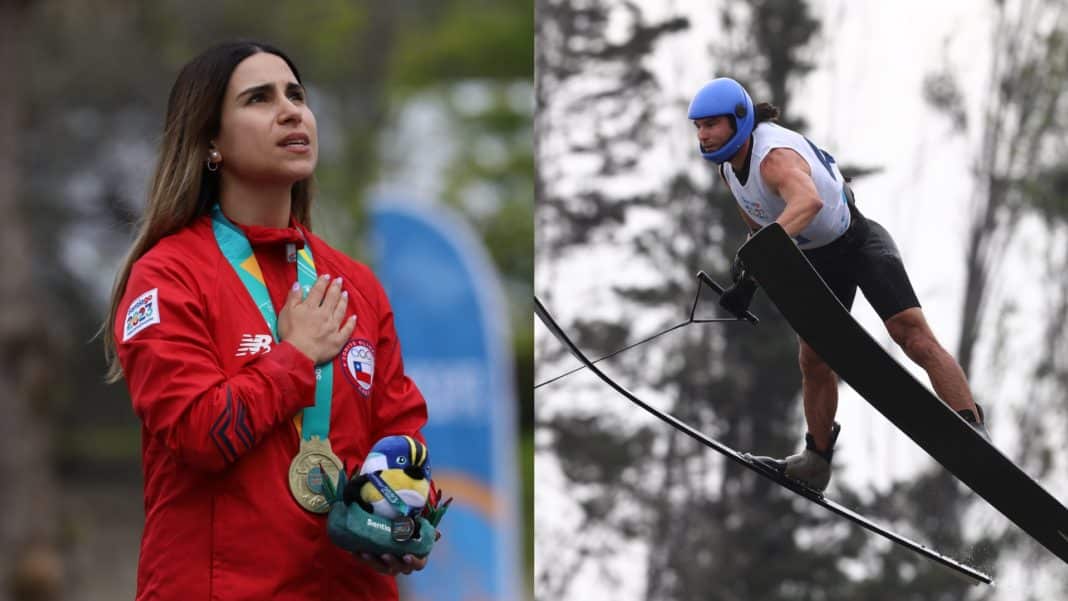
[687,78,755,163]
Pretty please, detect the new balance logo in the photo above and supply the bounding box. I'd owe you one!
[236,334,272,357]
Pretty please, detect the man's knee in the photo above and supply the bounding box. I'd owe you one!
[886,309,941,363]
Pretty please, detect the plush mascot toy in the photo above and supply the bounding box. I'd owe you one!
[323,435,451,558]
[352,435,431,518]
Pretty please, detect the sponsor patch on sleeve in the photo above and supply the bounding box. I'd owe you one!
[123,288,161,342]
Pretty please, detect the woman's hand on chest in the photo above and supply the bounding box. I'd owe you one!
[278,274,356,364]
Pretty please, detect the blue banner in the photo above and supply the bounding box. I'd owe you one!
[370,199,521,601]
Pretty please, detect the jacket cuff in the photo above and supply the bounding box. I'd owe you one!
[263,341,317,411]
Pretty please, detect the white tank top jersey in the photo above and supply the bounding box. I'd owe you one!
[722,122,851,249]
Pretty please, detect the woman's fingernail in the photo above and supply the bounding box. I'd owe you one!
[292,282,300,291]
[334,277,343,286]
[321,274,330,281]
[342,291,349,298]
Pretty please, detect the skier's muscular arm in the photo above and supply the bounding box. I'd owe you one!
[760,147,823,238]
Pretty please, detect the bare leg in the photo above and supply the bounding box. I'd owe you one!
[748,337,840,491]
[799,337,839,452]
[885,307,979,415]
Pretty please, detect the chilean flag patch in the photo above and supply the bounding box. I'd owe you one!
[341,339,376,396]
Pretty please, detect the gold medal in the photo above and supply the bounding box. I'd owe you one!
[288,436,344,514]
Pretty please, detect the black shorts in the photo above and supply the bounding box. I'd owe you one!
[801,193,920,321]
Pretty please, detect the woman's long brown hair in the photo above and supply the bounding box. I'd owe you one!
[104,41,314,382]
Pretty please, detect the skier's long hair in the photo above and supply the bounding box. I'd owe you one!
[754,102,780,125]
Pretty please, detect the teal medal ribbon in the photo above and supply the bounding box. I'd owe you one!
[365,471,419,541]
[211,205,342,513]
[365,471,413,517]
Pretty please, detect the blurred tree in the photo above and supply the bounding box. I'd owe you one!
[8,0,533,598]
[533,0,891,598]
[924,0,1068,377]
[381,0,535,582]
[384,0,534,408]
[1,2,66,600]
[536,0,996,598]
[535,0,691,595]
[925,0,1068,596]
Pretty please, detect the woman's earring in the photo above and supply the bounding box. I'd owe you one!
[207,149,222,172]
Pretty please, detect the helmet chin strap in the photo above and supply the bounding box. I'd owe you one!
[720,133,753,167]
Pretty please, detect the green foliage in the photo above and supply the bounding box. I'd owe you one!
[12,0,534,593]
[255,2,370,81]
[375,0,534,447]
[391,0,533,86]
[1026,165,1068,224]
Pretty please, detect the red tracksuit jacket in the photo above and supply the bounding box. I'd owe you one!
[115,214,428,600]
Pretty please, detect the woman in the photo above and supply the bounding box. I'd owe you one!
[104,41,431,600]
